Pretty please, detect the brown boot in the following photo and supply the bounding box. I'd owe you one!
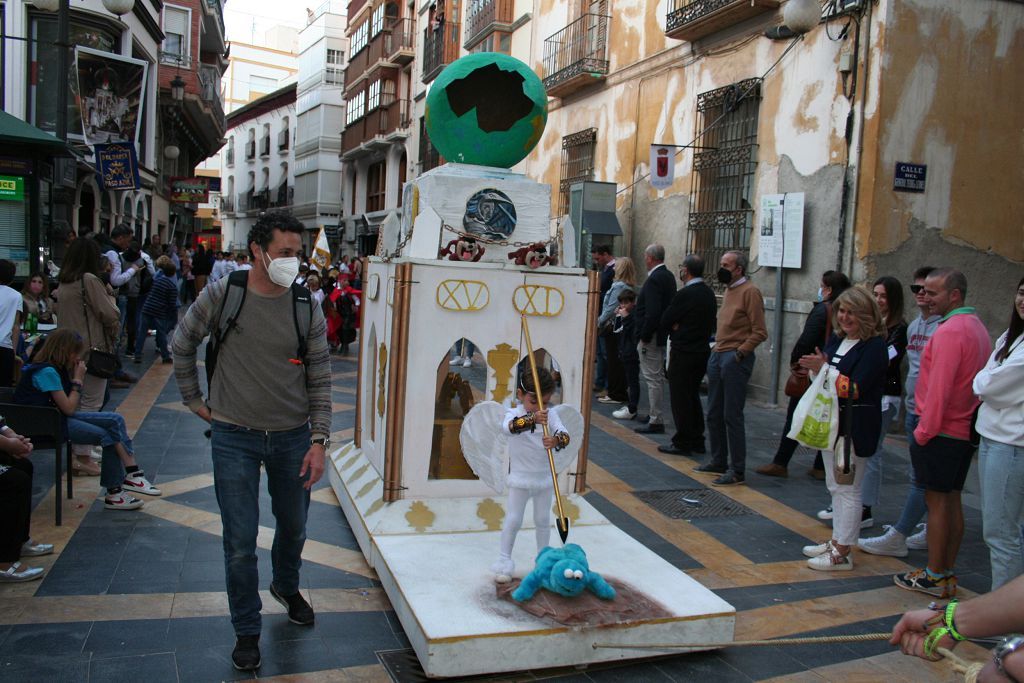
[755,463,788,478]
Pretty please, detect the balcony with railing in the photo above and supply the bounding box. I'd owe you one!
[274,184,294,207]
[221,194,234,212]
[418,119,442,173]
[341,98,412,157]
[422,21,461,84]
[198,64,225,126]
[665,0,780,42]
[278,129,290,151]
[386,17,416,65]
[225,146,235,166]
[201,0,227,53]
[245,141,256,160]
[260,136,271,157]
[345,18,415,92]
[465,0,514,49]
[542,14,610,98]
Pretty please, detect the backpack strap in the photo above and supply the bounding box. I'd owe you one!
[290,282,313,361]
[206,270,249,386]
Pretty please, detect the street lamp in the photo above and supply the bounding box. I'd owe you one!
[170,74,186,102]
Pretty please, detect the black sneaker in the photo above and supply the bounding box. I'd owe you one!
[232,635,261,671]
[270,583,315,625]
[711,471,745,487]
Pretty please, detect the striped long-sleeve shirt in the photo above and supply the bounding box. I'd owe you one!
[141,272,179,319]
[169,276,332,439]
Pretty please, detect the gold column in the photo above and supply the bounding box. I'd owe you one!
[383,262,413,502]
[575,269,600,493]
[353,257,369,449]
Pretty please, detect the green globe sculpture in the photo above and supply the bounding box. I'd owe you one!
[425,52,548,168]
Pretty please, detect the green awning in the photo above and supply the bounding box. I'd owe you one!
[0,111,67,153]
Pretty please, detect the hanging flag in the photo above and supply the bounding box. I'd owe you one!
[649,145,675,190]
[95,142,141,191]
[75,46,149,146]
[311,227,331,272]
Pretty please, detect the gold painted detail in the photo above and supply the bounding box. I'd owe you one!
[487,343,520,404]
[377,344,388,418]
[477,498,505,531]
[365,498,385,517]
[348,463,369,485]
[340,451,361,472]
[406,501,436,532]
[356,479,377,499]
[436,279,490,312]
[513,285,564,317]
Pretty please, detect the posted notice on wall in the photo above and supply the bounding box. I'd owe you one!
[758,193,805,269]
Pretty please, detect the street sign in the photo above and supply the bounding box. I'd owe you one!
[894,162,927,193]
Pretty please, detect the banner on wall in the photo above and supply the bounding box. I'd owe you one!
[649,145,675,190]
[169,177,210,203]
[94,142,141,191]
[75,46,149,147]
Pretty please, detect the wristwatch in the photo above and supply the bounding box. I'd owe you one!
[311,437,330,449]
[994,635,1024,682]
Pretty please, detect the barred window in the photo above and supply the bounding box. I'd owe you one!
[558,128,597,216]
[687,79,761,289]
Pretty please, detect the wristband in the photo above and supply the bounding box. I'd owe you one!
[944,600,966,642]
[552,430,570,451]
[509,413,536,434]
[924,626,951,658]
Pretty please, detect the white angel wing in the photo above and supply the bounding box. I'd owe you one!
[550,404,585,474]
[459,401,510,494]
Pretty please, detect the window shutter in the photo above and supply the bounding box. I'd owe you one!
[0,202,27,249]
[164,8,188,38]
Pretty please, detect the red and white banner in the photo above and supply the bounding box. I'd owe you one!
[649,145,675,190]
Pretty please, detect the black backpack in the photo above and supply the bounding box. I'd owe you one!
[205,270,313,387]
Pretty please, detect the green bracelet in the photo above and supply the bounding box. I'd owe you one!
[944,599,966,642]
[924,626,951,658]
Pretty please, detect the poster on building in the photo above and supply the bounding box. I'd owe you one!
[74,46,149,146]
[0,175,25,201]
[169,177,210,203]
[758,193,804,269]
[94,142,141,191]
[649,145,675,190]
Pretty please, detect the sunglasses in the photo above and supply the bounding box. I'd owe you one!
[909,284,924,294]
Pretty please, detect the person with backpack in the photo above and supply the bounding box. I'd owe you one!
[170,209,330,672]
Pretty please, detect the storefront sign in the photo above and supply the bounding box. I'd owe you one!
[0,158,32,176]
[75,46,149,146]
[169,177,210,203]
[95,142,141,191]
[0,175,25,201]
[207,177,222,192]
[894,162,927,193]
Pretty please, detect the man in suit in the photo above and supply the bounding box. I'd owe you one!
[659,255,717,455]
[590,245,615,396]
[634,244,677,434]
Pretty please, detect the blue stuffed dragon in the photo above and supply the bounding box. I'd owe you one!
[511,544,616,602]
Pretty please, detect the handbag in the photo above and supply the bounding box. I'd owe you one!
[80,280,121,379]
[833,392,857,485]
[784,303,832,398]
[787,366,839,451]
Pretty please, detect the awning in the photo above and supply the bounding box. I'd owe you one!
[0,111,68,154]
[582,209,622,236]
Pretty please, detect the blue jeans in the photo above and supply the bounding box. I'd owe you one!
[134,313,175,360]
[211,420,312,636]
[861,402,898,507]
[705,350,755,476]
[978,436,1024,590]
[595,336,608,390]
[893,412,928,536]
[66,411,131,491]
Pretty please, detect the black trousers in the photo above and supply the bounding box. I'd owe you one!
[667,350,710,450]
[772,393,824,470]
[621,355,640,413]
[0,453,32,562]
[0,347,15,387]
[604,333,628,401]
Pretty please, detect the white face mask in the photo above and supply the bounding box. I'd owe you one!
[261,250,300,288]
[816,287,824,302]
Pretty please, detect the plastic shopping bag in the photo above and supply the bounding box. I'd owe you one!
[787,367,839,451]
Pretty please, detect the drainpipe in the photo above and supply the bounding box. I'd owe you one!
[840,0,873,277]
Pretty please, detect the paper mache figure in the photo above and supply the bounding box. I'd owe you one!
[511,543,616,602]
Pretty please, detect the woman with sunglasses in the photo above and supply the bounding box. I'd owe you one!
[973,275,1024,590]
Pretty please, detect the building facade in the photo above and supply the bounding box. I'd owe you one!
[219,84,296,251]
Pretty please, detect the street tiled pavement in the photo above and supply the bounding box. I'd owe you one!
[0,340,995,682]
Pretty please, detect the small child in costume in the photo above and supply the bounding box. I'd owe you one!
[491,367,572,581]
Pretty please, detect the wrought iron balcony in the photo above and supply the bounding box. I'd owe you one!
[465,0,514,49]
[385,17,415,65]
[221,195,234,212]
[225,146,234,166]
[260,136,271,157]
[278,129,290,151]
[542,14,610,99]
[245,141,256,160]
[666,0,780,42]
[419,119,442,173]
[422,21,461,84]
[274,185,294,206]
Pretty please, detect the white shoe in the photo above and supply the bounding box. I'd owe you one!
[806,547,853,571]
[490,557,514,583]
[20,539,54,557]
[462,358,472,368]
[817,506,834,521]
[612,406,636,420]
[906,523,928,550]
[857,525,908,557]
[0,562,45,583]
[104,492,145,510]
[803,540,833,558]
[123,472,162,496]
[597,396,623,404]
[449,357,464,366]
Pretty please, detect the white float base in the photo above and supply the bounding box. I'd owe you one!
[328,444,735,678]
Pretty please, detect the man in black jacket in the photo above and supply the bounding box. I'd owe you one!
[634,244,676,434]
[591,245,615,395]
[658,255,717,455]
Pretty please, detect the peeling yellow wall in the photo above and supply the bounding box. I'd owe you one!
[857,0,1024,262]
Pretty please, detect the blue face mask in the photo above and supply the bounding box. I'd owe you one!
[816,287,824,302]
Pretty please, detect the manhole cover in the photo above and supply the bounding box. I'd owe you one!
[378,649,428,683]
[633,488,757,520]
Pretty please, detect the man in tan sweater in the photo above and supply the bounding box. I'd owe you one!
[694,250,767,486]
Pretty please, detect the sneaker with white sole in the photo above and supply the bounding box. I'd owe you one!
[597,396,623,404]
[807,547,853,571]
[894,568,956,598]
[816,506,874,529]
[123,472,162,496]
[462,358,472,368]
[612,406,636,420]
[449,357,465,366]
[803,540,834,558]
[857,525,908,557]
[817,506,834,521]
[104,492,145,510]
[906,523,928,550]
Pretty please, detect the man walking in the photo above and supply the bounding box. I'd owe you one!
[633,244,676,434]
[894,268,989,598]
[171,209,331,671]
[658,255,716,456]
[695,250,767,486]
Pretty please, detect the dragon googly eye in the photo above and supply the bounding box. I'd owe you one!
[563,568,574,579]
[573,570,583,580]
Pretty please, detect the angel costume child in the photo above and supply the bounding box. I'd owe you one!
[491,367,571,581]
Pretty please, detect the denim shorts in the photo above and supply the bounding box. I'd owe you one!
[910,434,975,493]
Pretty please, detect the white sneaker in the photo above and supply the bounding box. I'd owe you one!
[817,506,834,521]
[806,547,853,571]
[449,357,464,366]
[597,396,623,404]
[612,406,636,420]
[803,540,833,558]
[490,557,514,584]
[462,358,472,368]
[857,525,908,557]
[104,492,145,510]
[123,472,161,496]
[906,523,928,550]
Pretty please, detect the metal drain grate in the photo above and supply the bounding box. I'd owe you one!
[378,649,429,683]
[633,488,757,520]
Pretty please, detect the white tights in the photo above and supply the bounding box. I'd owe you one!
[498,486,553,562]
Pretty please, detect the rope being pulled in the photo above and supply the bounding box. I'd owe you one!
[592,634,986,683]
